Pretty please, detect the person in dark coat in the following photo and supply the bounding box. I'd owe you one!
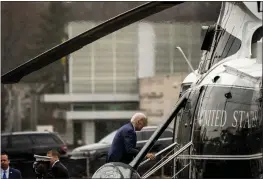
[47,149,69,179]
[107,113,155,164]
[1,152,22,179]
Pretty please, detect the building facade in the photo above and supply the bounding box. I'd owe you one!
[139,73,188,127]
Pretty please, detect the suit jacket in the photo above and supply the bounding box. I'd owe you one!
[107,122,139,164]
[8,168,22,179]
[51,161,69,179]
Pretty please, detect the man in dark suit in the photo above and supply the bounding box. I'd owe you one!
[1,152,22,179]
[107,113,155,164]
[47,149,69,179]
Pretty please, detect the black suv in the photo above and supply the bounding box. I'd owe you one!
[70,126,174,177]
[1,131,68,161]
[1,131,68,178]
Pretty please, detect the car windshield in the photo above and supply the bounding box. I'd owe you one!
[98,130,117,144]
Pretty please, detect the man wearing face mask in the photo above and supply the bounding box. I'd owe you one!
[46,150,69,179]
[1,152,22,179]
[107,113,155,164]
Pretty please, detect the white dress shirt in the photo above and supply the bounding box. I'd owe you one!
[1,167,9,179]
[131,123,135,132]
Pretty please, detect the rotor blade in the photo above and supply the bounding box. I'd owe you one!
[1,1,184,84]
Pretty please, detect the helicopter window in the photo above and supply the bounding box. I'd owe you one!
[199,26,223,74]
[252,26,263,44]
[192,85,262,156]
[211,28,241,66]
[251,26,262,59]
[179,83,192,97]
[201,25,216,51]
[181,83,191,92]
[201,25,242,72]
[198,50,210,74]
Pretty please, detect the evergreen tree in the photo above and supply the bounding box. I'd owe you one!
[31,1,70,85]
[36,2,69,52]
[21,2,72,131]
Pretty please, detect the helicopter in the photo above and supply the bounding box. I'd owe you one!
[2,1,262,179]
[139,2,262,179]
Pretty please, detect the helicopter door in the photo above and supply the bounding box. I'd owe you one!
[172,88,202,179]
[174,101,192,178]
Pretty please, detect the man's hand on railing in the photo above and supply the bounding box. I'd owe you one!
[146,153,156,160]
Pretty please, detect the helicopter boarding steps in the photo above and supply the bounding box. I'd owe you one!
[140,140,263,179]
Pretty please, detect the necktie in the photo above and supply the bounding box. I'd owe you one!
[3,170,7,179]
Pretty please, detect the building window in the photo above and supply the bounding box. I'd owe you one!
[154,23,208,75]
[73,102,139,111]
[69,21,138,94]
[73,103,93,111]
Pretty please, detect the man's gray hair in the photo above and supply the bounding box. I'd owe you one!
[130,112,147,122]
